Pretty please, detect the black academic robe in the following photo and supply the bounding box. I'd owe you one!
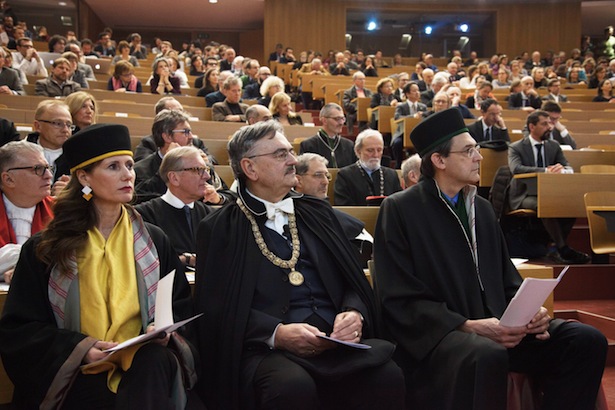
[194,185,380,410]
[373,178,521,366]
[334,164,402,206]
[26,133,70,181]
[136,197,213,255]
[0,220,194,409]
[298,133,357,168]
[134,152,164,203]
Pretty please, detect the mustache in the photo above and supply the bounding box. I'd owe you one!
[285,166,296,175]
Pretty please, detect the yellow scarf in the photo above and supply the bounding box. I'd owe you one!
[79,207,142,392]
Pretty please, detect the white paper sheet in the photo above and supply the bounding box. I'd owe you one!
[499,266,569,327]
[317,334,372,350]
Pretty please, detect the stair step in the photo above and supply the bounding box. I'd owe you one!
[555,309,615,366]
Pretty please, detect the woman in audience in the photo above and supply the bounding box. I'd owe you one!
[149,58,180,94]
[196,67,219,97]
[190,55,206,77]
[582,57,596,78]
[459,65,478,89]
[593,79,615,102]
[270,92,303,126]
[411,62,426,81]
[392,53,404,67]
[167,55,189,89]
[370,77,399,108]
[532,66,548,88]
[509,59,524,82]
[588,66,607,89]
[64,91,98,133]
[567,66,586,85]
[111,40,140,67]
[257,75,284,107]
[477,62,493,82]
[493,68,512,89]
[107,60,143,93]
[0,124,200,410]
[362,55,379,77]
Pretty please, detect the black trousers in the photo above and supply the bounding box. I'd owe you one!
[251,350,405,410]
[62,343,201,410]
[402,319,606,410]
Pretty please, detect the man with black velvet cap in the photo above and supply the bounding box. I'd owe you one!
[374,108,607,410]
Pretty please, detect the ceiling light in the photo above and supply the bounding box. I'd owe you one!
[58,1,67,5]
[209,0,218,3]
[424,26,432,35]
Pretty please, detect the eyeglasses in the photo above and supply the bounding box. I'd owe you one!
[325,116,346,123]
[247,148,296,162]
[37,119,76,131]
[172,128,192,136]
[178,166,210,177]
[449,145,481,158]
[304,172,332,181]
[6,164,55,176]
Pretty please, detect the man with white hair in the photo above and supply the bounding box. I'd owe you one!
[329,52,350,76]
[243,66,271,99]
[508,75,542,111]
[400,153,421,189]
[334,129,401,205]
[342,71,373,133]
[219,47,236,72]
[421,73,448,107]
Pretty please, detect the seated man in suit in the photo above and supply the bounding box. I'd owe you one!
[393,72,410,102]
[467,98,510,143]
[212,76,248,122]
[299,103,357,168]
[136,146,214,269]
[519,101,577,149]
[375,107,606,409]
[0,47,24,95]
[420,73,447,107]
[194,120,404,409]
[297,58,330,110]
[329,52,350,76]
[508,110,589,264]
[295,152,373,267]
[334,129,402,205]
[400,153,421,189]
[508,75,542,111]
[135,110,229,206]
[243,66,271,100]
[342,71,373,133]
[542,78,568,104]
[446,86,476,119]
[465,81,494,110]
[205,70,233,107]
[391,81,428,166]
[0,140,54,284]
[35,57,81,97]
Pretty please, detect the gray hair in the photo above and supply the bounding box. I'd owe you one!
[159,146,202,184]
[319,103,343,119]
[0,140,45,174]
[223,76,242,90]
[152,109,190,148]
[401,154,421,188]
[354,129,383,155]
[295,153,328,175]
[228,121,284,181]
[260,75,284,97]
[155,97,182,114]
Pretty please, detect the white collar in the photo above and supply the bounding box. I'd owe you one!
[161,189,194,209]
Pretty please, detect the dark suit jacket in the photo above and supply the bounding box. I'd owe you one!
[205,90,225,107]
[299,134,357,168]
[342,86,373,115]
[212,100,248,122]
[542,93,568,103]
[520,127,577,150]
[507,137,569,210]
[0,118,20,147]
[394,100,428,120]
[134,152,164,203]
[134,136,216,164]
[219,60,233,72]
[0,67,24,95]
[467,120,510,143]
[25,133,69,181]
[507,92,542,110]
[420,89,435,107]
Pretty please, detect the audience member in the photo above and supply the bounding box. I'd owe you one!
[0,46,21,94]
[194,120,404,409]
[128,32,147,59]
[400,153,421,189]
[242,66,270,99]
[61,51,88,89]
[467,98,510,143]
[300,103,357,168]
[205,70,233,107]
[391,81,428,165]
[421,73,447,107]
[212,76,248,122]
[588,66,607,89]
[108,60,142,93]
[136,146,215,269]
[342,71,373,133]
[330,52,350,76]
[446,86,475,119]
[149,58,180,95]
[508,75,541,111]
[509,110,590,263]
[542,78,568,103]
[240,58,260,88]
[111,40,139,67]
[196,67,219,97]
[334,129,401,205]
[219,47,236,72]
[465,80,493,110]
[257,75,283,107]
[245,104,273,125]
[0,140,54,284]
[270,92,302,126]
[47,34,66,53]
[370,77,399,110]
[34,57,80,97]
[592,78,615,102]
[93,31,115,56]
[11,35,47,79]
[375,107,606,409]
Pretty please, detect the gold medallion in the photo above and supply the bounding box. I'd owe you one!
[288,270,304,286]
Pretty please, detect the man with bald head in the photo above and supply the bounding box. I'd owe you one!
[342,71,373,133]
[245,104,272,125]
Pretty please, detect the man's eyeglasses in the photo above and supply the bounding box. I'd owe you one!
[325,116,346,123]
[6,164,55,177]
[172,128,192,136]
[449,145,481,158]
[178,166,210,177]
[304,172,332,181]
[37,119,75,131]
[247,148,296,162]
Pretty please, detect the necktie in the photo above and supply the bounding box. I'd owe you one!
[412,103,417,114]
[485,127,491,141]
[183,205,193,236]
[536,144,544,168]
[265,198,294,236]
